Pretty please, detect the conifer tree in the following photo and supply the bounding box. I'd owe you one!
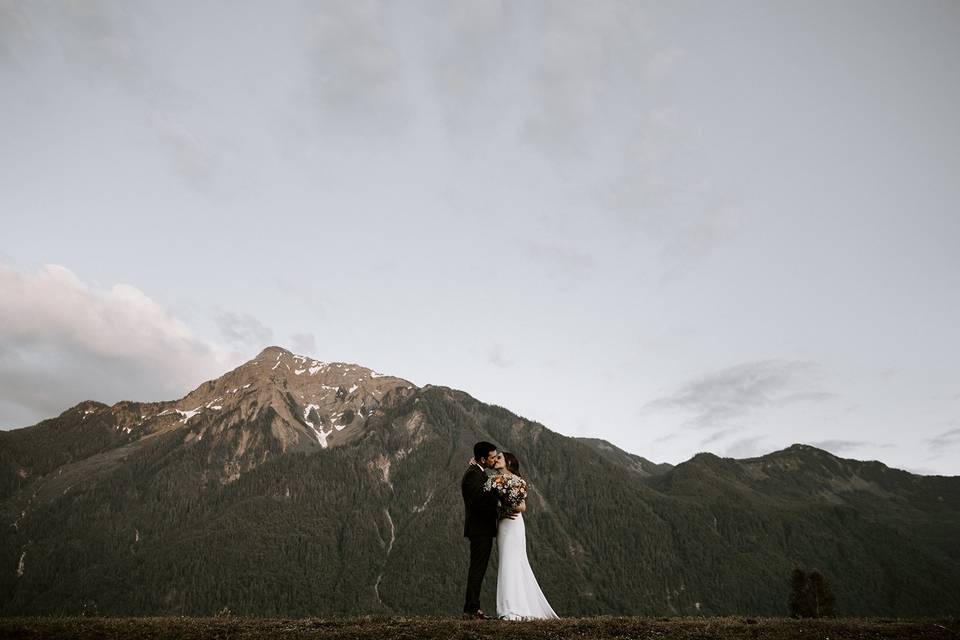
[808,570,836,617]
[789,567,836,617]
[788,566,811,617]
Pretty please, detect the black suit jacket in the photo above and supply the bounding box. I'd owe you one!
[461,464,499,538]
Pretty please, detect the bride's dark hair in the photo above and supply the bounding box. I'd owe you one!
[503,452,522,478]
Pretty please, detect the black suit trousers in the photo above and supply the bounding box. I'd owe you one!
[463,536,494,613]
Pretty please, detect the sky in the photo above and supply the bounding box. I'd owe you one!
[1,1,958,475]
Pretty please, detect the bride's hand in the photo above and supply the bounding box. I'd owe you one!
[514,501,526,513]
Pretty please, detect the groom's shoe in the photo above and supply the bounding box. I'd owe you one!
[463,609,492,620]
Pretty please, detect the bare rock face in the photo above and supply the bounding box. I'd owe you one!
[21,346,418,490]
[173,346,415,450]
[168,346,417,483]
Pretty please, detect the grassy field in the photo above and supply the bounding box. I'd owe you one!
[1,616,958,640]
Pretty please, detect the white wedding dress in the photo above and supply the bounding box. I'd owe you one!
[496,511,559,620]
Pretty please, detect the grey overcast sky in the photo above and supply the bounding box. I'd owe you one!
[1,1,958,475]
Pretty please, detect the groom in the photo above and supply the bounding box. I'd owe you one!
[461,441,511,620]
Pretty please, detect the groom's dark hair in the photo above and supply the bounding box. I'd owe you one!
[474,441,497,461]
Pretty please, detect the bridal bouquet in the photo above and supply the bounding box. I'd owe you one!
[484,474,527,510]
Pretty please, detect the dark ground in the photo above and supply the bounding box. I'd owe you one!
[1,616,958,640]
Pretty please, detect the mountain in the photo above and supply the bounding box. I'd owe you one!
[575,437,674,477]
[0,346,414,501]
[1,347,958,617]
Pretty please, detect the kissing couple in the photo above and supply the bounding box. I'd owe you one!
[461,441,559,621]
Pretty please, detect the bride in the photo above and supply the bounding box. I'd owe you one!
[487,451,559,620]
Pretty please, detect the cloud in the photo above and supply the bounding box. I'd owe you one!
[419,1,524,141]
[150,112,222,193]
[0,1,165,97]
[644,46,687,79]
[519,3,654,159]
[809,439,894,454]
[0,2,231,196]
[653,431,681,444]
[525,241,596,283]
[300,1,410,137]
[215,311,274,348]
[487,344,513,368]
[411,2,739,282]
[599,136,747,283]
[272,278,327,314]
[700,428,739,446]
[724,435,767,459]
[0,2,32,67]
[928,427,960,450]
[644,359,837,430]
[0,263,235,427]
[657,201,745,283]
[290,332,318,356]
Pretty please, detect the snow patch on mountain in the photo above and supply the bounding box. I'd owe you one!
[301,403,329,447]
[176,408,202,424]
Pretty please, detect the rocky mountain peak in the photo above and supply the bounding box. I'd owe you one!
[782,443,834,457]
[255,345,290,359]
[156,348,418,473]
[27,348,420,488]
